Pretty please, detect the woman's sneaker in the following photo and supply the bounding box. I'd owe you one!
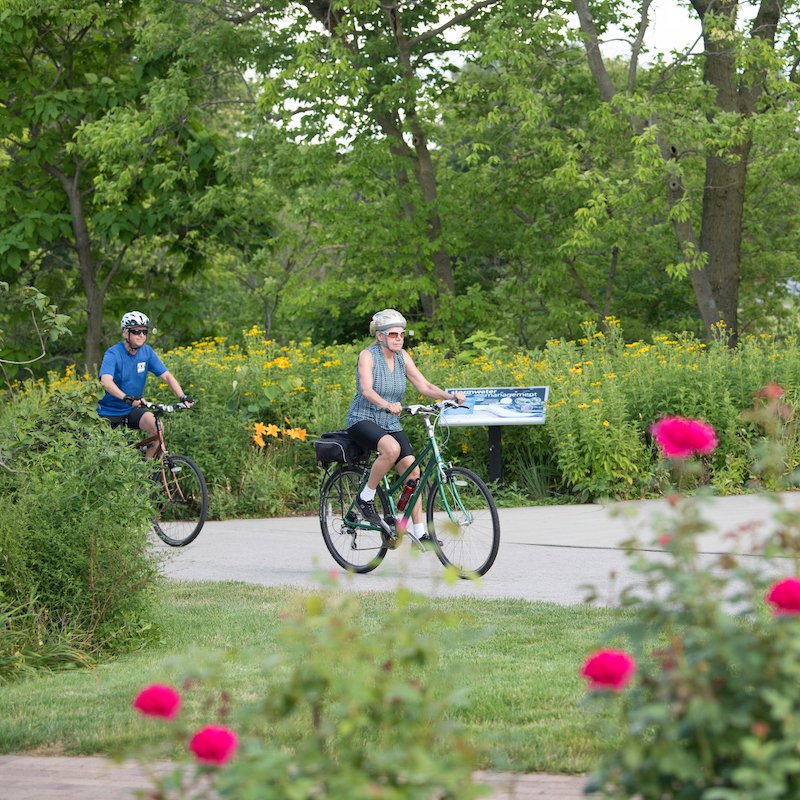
[355,495,382,524]
[418,533,442,548]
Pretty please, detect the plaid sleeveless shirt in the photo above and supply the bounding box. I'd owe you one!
[346,344,406,432]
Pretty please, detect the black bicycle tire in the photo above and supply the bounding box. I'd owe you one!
[152,454,208,546]
[319,467,388,573]
[425,466,500,577]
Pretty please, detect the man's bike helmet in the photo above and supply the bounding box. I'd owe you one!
[121,311,150,331]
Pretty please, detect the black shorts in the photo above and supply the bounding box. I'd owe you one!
[347,420,414,462]
[103,407,149,430]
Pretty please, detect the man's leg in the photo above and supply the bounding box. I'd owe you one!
[127,408,158,458]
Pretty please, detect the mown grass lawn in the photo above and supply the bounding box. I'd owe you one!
[0,581,625,774]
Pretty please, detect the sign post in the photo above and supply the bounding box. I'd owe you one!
[441,386,549,483]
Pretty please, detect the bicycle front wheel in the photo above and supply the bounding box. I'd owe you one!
[320,467,388,573]
[152,454,208,547]
[426,467,500,577]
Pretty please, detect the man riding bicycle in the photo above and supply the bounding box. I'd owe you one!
[97,311,194,458]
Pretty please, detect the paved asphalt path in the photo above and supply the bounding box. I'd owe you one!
[159,492,800,605]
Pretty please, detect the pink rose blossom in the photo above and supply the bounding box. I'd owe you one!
[132,685,181,720]
[189,726,238,765]
[649,416,718,459]
[581,649,636,692]
[766,578,800,616]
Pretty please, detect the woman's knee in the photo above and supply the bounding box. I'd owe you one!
[377,435,401,461]
[396,456,420,480]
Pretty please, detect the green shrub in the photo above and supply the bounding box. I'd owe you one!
[0,381,161,666]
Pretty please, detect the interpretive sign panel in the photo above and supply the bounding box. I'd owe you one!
[441,386,548,427]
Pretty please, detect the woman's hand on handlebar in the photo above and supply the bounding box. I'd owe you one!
[385,401,403,415]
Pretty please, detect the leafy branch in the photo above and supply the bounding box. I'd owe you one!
[0,283,71,366]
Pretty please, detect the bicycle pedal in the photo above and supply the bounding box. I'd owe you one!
[383,514,396,526]
[383,528,404,550]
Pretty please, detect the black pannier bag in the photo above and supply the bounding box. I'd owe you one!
[313,430,367,465]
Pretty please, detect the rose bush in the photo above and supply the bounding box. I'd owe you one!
[584,390,800,799]
[130,585,483,799]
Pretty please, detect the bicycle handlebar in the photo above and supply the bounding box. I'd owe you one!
[139,399,194,415]
[402,400,468,416]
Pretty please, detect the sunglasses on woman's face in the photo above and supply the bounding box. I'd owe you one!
[128,329,149,336]
[383,330,405,339]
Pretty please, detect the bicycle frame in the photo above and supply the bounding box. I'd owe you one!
[136,416,167,460]
[345,405,472,542]
[133,402,187,504]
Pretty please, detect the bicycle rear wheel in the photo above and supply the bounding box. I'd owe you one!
[320,467,388,573]
[426,467,500,577]
[152,454,208,546]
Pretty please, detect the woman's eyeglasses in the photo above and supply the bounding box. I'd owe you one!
[384,330,405,339]
[129,329,149,336]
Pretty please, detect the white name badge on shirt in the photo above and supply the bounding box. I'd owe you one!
[137,362,146,373]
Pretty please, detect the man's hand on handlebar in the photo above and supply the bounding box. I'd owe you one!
[135,398,197,413]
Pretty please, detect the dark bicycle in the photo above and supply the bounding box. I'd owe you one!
[316,401,500,578]
[137,400,208,547]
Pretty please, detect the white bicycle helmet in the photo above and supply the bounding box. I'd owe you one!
[121,311,150,331]
[369,309,406,336]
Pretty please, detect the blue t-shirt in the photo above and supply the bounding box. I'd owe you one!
[97,342,168,417]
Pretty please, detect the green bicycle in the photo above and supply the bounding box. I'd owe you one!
[318,401,500,577]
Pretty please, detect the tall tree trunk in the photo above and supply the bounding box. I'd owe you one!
[692,0,745,343]
[575,0,781,344]
[698,148,749,340]
[45,160,105,370]
[690,0,780,343]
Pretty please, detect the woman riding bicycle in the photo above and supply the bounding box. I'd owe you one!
[346,309,465,545]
